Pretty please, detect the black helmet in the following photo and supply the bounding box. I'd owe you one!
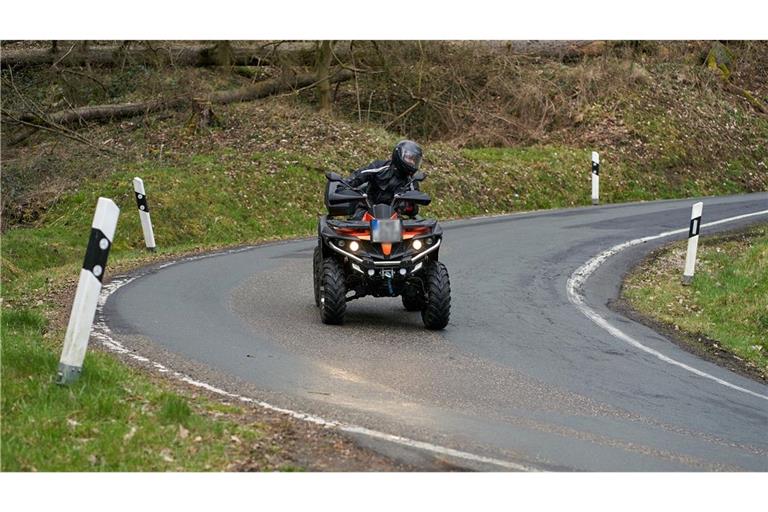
[391,140,423,178]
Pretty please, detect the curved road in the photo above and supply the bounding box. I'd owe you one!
[103,193,768,471]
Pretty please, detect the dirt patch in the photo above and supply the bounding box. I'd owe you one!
[135,364,417,472]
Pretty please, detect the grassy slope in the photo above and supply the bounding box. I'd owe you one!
[2,48,768,470]
[622,223,768,378]
[2,309,270,471]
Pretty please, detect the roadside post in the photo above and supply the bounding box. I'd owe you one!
[682,201,703,285]
[133,177,156,251]
[591,151,600,205]
[56,198,120,385]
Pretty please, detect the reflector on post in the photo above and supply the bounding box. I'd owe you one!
[57,197,120,385]
[133,177,156,251]
[682,201,703,285]
[591,151,600,206]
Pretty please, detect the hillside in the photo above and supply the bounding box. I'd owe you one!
[2,41,767,234]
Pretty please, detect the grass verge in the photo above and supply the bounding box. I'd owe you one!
[1,307,280,471]
[622,222,768,380]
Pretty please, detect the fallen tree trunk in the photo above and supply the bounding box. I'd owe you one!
[18,99,187,125]
[207,71,319,104]
[723,81,767,115]
[1,43,328,69]
[15,70,354,127]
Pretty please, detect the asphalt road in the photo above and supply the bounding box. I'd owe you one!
[104,193,768,471]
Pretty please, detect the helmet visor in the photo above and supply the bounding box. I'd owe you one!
[401,150,422,173]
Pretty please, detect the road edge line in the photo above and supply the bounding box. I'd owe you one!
[566,208,768,402]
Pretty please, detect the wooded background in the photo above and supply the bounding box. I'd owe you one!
[2,40,767,229]
[3,40,765,145]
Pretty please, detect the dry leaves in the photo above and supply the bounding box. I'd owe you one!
[123,426,138,443]
[159,449,174,463]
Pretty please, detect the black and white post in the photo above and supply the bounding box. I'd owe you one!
[56,198,120,385]
[133,177,156,251]
[591,151,600,205]
[682,201,703,286]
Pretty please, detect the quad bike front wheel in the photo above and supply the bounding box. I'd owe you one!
[402,283,425,311]
[320,257,346,324]
[313,245,321,307]
[421,261,451,330]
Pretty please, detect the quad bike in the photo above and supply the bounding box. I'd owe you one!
[313,171,451,329]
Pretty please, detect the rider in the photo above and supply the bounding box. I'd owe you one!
[347,140,423,219]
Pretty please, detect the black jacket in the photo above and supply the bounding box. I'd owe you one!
[347,160,419,218]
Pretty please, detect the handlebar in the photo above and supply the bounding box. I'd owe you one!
[328,171,426,216]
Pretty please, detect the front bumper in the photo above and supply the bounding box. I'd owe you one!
[326,239,441,275]
[349,258,425,279]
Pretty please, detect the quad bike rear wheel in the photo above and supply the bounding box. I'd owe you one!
[320,257,346,324]
[421,261,451,330]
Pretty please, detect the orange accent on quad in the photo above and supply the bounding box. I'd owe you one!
[333,227,371,240]
[349,211,427,250]
[402,226,429,240]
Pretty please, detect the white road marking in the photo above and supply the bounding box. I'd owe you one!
[566,208,768,402]
[94,248,534,472]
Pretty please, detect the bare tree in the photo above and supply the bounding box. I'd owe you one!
[315,41,334,112]
[208,41,234,67]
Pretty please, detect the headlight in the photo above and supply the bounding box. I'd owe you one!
[349,240,360,252]
[412,239,423,251]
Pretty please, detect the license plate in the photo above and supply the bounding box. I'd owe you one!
[370,219,402,243]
